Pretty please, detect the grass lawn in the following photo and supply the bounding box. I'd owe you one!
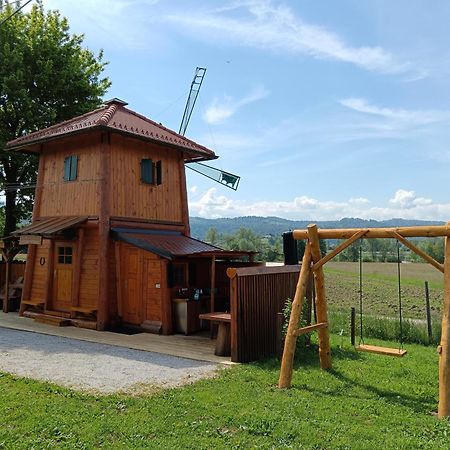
[1,335,449,449]
[324,262,444,320]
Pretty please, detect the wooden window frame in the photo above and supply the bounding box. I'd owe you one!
[63,155,78,182]
[140,158,162,186]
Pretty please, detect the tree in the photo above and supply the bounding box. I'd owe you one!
[0,1,110,236]
[204,227,219,246]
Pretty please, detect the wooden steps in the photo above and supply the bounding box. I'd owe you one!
[34,314,71,327]
[356,344,407,357]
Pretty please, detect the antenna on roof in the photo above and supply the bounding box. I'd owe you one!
[179,67,241,191]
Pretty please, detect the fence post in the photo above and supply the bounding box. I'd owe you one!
[424,281,433,343]
[350,307,356,346]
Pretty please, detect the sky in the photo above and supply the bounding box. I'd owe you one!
[41,0,450,221]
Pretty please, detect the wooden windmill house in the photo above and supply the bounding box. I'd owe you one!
[6,99,254,333]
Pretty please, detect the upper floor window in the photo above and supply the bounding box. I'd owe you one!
[141,159,162,185]
[63,155,78,181]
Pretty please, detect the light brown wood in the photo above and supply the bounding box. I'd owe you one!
[21,299,45,306]
[70,306,97,314]
[199,312,232,322]
[278,242,312,388]
[293,225,450,240]
[438,225,450,417]
[356,344,407,357]
[19,235,43,246]
[308,224,332,370]
[97,133,110,330]
[391,231,444,273]
[160,259,172,335]
[312,230,368,271]
[70,228,84,317]
[293,322,328,336]
[179,154,190,235]
[20,244,36,315]
[44,240,55,310]
[114,241,123,317]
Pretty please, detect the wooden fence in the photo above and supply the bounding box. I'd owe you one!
[0,261,26,286]
[228,265,311,363]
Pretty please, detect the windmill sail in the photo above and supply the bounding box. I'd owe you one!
[186,162,240,191]
[179,67,241,191]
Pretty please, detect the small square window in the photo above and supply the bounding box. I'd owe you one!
[140,159,162,185]
[57,247,73,264]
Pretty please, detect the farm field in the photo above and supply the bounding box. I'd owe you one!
[324,262,444,320]
[1,335,449,449]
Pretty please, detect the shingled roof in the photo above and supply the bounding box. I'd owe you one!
[6,98,217,161]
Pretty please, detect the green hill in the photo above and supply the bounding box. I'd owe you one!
[189,216,444,240]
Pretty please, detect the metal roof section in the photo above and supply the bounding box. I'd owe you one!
[112,228,253,260]
[12,216,89,236]
[6,98,217,161]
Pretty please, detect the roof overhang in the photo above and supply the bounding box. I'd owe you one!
[112,228,254,260]
[12,216,89,238]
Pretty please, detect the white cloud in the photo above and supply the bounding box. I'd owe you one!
[339,98,450,125]
[166,0,412,75]
[189,187,450,221]
[203,85,269,124]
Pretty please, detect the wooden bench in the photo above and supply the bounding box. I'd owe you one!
[21,299,45,307]
[199,312,231,357]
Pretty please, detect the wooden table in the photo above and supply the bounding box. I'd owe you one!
[198,312,231,357]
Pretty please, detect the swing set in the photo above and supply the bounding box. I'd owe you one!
[278,223,450,418]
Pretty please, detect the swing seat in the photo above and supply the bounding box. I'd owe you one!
[356,344,407,357]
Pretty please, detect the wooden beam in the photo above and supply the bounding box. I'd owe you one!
[97,133,111,331]
[114,241,123,318]
[70,228,84,318]
[211,255,216,313]
[3,258,10,313]
[312,230,368,271]
[308,224,332,370]
[278,242,312,388]
[43,239,55,310]
[293,225,450,240]
[438,223,450,418]
[293,322,328,336]
[391,231,444,273]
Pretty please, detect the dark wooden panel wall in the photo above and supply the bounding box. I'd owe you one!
[229,265,310,363]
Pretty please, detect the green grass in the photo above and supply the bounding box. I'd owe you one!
[1,335,449,449]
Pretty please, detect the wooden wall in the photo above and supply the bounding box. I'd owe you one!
[0,262,25,286]
[78,228,99,310]
[29,240,51,302]
[109,134,184,223]
[229,265,310,363]
[38,133,102,217]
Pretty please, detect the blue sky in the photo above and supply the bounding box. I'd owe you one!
[43,0,450,221]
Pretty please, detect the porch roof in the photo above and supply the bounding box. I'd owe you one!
[12,216,89,237]
[112,228,254,260]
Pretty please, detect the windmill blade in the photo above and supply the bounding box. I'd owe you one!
[186,162,240,191]
[179,67,206,136]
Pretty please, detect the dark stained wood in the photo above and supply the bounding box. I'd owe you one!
[210,255,216,313]
[114,241,123,317]
[20,245,36,315]
[3,260,10,313]
[160,259,172,335]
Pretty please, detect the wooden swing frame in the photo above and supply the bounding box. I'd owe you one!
[278,223,450,419]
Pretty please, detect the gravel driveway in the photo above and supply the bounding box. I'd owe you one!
[0,328,218,394]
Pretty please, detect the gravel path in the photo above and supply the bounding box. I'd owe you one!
[0,328,218,394]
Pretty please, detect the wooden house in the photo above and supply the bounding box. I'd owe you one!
[7,99,253,333]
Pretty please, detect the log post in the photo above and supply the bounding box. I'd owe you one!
[278,242,311,388]
[97,133,111,331]
[308,224,332,370]
[438,225,450,417]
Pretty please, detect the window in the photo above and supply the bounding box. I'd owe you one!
[141,159,162,185]
[57,246,73,264]
[63,155,78,181]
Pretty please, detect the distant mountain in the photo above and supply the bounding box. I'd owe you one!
[189,216,444,240]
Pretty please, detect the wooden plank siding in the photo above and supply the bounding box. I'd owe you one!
[0,262,25,286]
[228,265,310,363]
[78,228,100,310]
[29,241,51,303]
[38,133,102,217]
[109,134,184,223]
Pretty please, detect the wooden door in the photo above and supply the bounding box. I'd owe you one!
[143,258,162,323]
[120,245,143,324]
[52,242,76,312]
